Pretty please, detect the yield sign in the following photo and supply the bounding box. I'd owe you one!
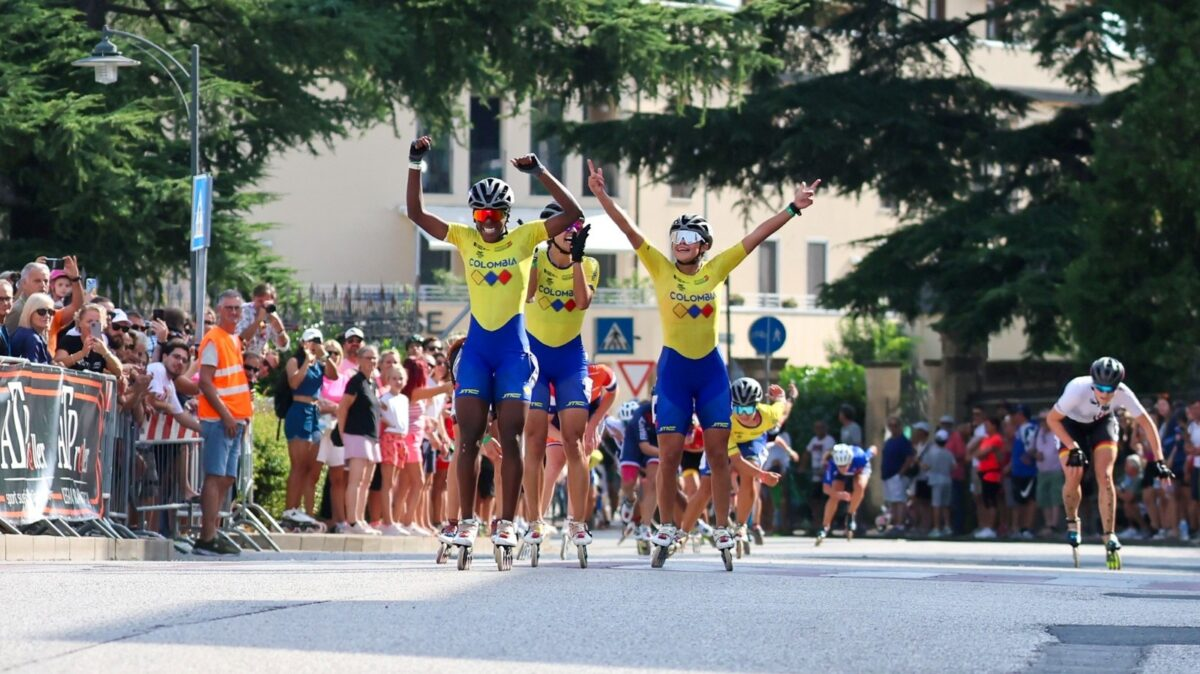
[617,360,655,398]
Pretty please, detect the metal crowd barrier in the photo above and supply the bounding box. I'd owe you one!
[130,438,204,542]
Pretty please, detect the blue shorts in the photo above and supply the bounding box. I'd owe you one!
[653,347,731,433]
[529,333,590,412]
[619,439,659,470]
[284,402,321,443]
[735,438,767,465]
[201,419,245,478]
[456,315,539,404]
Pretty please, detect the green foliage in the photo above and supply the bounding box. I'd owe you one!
[250,411,289,518]
[777,360,865,450]
[1061,1,1200,389]
[827,316,915,367]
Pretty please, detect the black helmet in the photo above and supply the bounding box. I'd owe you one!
[540,202,564,220]
[467,177,514,210]
[669,213,712,245]
[405,334,425,348]
[1090,357,1125,388]
[730,377,763,407]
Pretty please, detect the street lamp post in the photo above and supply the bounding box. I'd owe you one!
[73,27,207,342]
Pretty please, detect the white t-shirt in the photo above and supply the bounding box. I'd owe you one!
[807,434,836,481]
[380,391,410,436]
[146,362,183,415]
[1053,376,1147,423]
[1189,421,1200,468]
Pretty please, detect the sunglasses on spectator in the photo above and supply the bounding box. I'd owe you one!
[733,405,757,416]
[112,324,131,332]
[34,308,55,317]
[472,208,507,224]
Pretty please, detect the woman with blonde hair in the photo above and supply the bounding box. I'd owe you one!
[9,292,56,364]
[336,344,382,534]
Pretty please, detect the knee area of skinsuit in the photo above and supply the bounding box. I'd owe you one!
[620,465,641,483]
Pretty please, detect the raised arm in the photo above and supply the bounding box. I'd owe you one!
[587,159,644,249]
[406,136,450,241]
[740,180,821,255]
[513,153,582,238]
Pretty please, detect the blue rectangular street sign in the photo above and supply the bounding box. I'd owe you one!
[190,173,212,252]
[596,317,634,355]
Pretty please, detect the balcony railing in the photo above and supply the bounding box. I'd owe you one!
[416,285,836,313]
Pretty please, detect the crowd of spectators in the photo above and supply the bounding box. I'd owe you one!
[763,400,1200,542]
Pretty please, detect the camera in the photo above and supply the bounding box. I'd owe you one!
[266,303,277,314]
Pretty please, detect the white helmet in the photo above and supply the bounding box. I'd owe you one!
[832,444,855,467]
[730,377,763,407]
[618,400,640,423]
[467,177,514,210]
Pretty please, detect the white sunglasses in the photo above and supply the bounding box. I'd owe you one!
[670,230,705,246]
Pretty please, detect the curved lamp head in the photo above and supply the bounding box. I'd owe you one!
[72,35,140,85]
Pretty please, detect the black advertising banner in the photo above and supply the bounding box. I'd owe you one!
[0,359,116,525]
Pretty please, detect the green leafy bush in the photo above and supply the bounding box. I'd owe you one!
[778,360,866,447]
[250,411,290,517]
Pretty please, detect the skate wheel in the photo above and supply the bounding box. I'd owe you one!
[721,548,733,572]
[743,540,752,556]
[753,530,764,546]
[531,543,540,568]
[457,547,471,571]
[637,540,650,556]
[650,545,669,569]
[1071,546,1080,569]
[436,544,450,565]
[578,544,588,569]
[846,531,854,542]
[1107,550,1121,571]
[735,541,743,559]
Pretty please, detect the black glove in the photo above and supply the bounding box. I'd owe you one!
[514,154,545,175]
[1151,460,1176,480]
[570,224,591,262]
[409,139,429,163]
[1066,446,1088,468]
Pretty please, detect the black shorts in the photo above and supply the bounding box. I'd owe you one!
[681,450,703,474]
[477,456,496,498]
[369,463,383,492]
[980,479,1001,508]
[913,479,932,502]
[1062,415,1119,455]
[1012,475,1036,505]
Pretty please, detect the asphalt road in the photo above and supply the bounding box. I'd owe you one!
[2,532,1198,673]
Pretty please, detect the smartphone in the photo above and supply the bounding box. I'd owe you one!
[89,322,103,340]
[152,308,165,322]
[84,277,98,293]
[45,257,64,271]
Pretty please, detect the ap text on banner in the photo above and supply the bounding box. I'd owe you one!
[0,359,116,525]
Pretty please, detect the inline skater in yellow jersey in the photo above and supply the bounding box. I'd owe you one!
[407,136,583,571]
[587,158,820,570]
[521,201,601,559]
[727,378,794,549]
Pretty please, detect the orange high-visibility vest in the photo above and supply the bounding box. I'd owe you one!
[197,327,253,421]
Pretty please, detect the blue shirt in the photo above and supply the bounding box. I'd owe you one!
[0,324,9,357]
[881,434,914,480]
[8,327,51,364]
[823,445,872,484]
[1011,420,1039,478]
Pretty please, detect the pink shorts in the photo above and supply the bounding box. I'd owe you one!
[342,434,381,463]
[381,433,407,467]
[402,432,423,466]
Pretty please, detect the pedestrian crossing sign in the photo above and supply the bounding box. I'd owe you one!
[596,317,634,355]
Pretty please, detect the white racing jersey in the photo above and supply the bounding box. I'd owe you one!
[1053,376,1147,423]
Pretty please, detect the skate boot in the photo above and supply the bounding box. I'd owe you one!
[815,527,828,547]
[1105,532,1122,571]
[569,518,592,568]
[713,526,736,572]
[452,518,479,570]
[650,524,677,568]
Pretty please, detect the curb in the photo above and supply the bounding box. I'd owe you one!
[1,534,175,561]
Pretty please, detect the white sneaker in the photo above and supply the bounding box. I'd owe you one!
[651,524,677,548]
[928,528,943,538]
[941,526,954,537]
[349,521,374,535]
[1153,528,1169,540]
[407,525,431,537]
[452,519,479,547]
[364,523,382,536]
[568,519,593,546]
[713,526,736,550]
[333,522,351,534]
[1118,527,1139,540]
[491,519,519,547]
[619,498,635,524]
[1020,530,1035,540]
[696,520,714,537]
[973,527,997,539]
[523,520,547,544]
[379,523,407,536]
[281,508,313,523]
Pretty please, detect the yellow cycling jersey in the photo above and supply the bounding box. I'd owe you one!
[637,239,747,360]
[526,247,600,347]
[445,220,549,331]
[727,401,786,455]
